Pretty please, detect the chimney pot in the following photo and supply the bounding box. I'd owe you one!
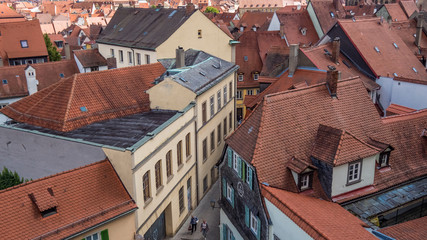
[186,3,195,16]
[176,47,185,68]
[332,37,340,64]
[415,12,423,47]
[64,42,71,60]
[288,44,299,76]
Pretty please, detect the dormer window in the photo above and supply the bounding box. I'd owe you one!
[347,160,362,185]
[20,40,28,48]
[298,172,313,191]
[253,72,259,80]
[379,152,390,168]
[238,73,244,81]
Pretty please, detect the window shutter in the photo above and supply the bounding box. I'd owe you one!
[231,186,234,208]
[245,205,249,227]
[256,216,261,240]
[242,161,246,182]
[100,229,109,240]
[237,156,242,178]
[227,148,232,168]
[222,178,226,198]
[248,167,253,190]
[223,224,227,240]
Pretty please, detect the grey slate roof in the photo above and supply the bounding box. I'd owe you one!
[10,110,177,149]
[97,7,196,50]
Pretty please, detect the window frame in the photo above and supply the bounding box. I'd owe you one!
[223,117,227,138]
[229,81,232,99]
[110,48,114,58]
[236,90,242,99]
[119,50,123,62]
[253,73,259,81]
[250,211,258,234]
[177,141,183,167]
[166,150,172,178]
[223,85,227,105]
[210,131,215,152]
[298,172,313,191]
[203,138,207,161]
[143,171,151,201]
[202,101,207,124]
[247,89,254,95]
[233,152,238,172]
[379,152,390,168]
[145,54,150,64]
[179,187,185,213]
[229,112,232,130]
[128,51,132,64]
[217,90,222,110]
[20,40,28,48]
[217,123,222,145]
[155,160,162,189]
[136,53,141,65]
[185,133,191,158]
[210,95,215,117]
[226,182,233,202]
[238,74,244,81]
[347,160,362,185]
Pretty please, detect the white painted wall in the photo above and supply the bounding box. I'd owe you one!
[264,198,313,240]
[331,155,377,197]
[25,66,38,95]
[74,54,85,73]
[307,2,324,38]
[98,43,157,69]
[220,209,244,240]
[376,77,393,111]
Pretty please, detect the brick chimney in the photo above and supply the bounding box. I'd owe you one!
[333,0,340,10]
[186,3,195,16]
[64,42,71,60]
[280,23,285,39]
[326,66,340,98]
[176,46,185,68]
[415,12,423,47]
[288,44,299,76]
[332,37,340,64]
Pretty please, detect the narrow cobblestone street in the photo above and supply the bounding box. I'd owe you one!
[166,180,220,240]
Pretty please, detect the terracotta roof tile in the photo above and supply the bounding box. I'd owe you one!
[391,20,427,53]
[378,216,427,240]
[0,63,166,132]
[338,18,427,81]
[240,0,285,8]
[287,157,316,174]
[385,103,416,116]
[384,3,408,22]
[0,3,25,20]
[73,49,107,68]
[400,0,419,18]
[238,11,273,33]
[277,11,319,47]
[0,160,137,240]
[236,31,263,89]
[262,186,377,240]
[310,0,346,34]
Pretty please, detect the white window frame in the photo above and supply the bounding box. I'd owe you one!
[226,183,233,202]
[128,51,132,64]
[246,165,251,185]
[237,90,242,99]
[119,50,123,62]
[223,85,228,105]
[348,161,361,184]
[210,95,215,117]
[217,90,222,109]
[247,90,253,95]
[110,49,114,58]
[233,152,238,172]
[254,73,259,80]
[136,53,141,65]
[300,174,309,190]
[238,74,244,81]
[85,232,99,240]
[250,212,258,234]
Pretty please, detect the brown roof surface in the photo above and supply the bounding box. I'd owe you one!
[344,5,377,17]
[384,3,409,22]
[0,63,166,132]
[236,31,263,89]
[0,60,79,99]
[311,124,381,166]
[0,3,25,20]
[262,186,376,240]
[277,11,319,47]
[338,18,427,81]
[73,49,107,67]
[310,0,346,34]
[0,160,137,240]
[238,11,273,32]
[400,0,419,17]
[391,20,427,54]
[378,216,427,240]
[385,103,416,116]
[228,78,391,200]
[0,19,48,60]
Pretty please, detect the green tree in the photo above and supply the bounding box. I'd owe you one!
[0,167,29,190]
[204,6,219,13]
[43,33,61,62]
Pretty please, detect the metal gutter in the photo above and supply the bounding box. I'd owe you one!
[96,40,156,51]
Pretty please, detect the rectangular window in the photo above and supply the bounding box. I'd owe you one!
[247,90,253,95]
[143,171,151,201]
[250,212,258,234]
[203,138,207,161]
[110,49,114,57]
[233,152,238,172]
[210,131,215,152]
[155,160,162,189]
[185,133,191,158]
[238,74,244,81]
[237,90,242,99]
[90,66,99,72]
[179,187,185,213]
[119,50,123,62]
[379,152,390,168]
[20,40,28,48]
[210,95,215,117]
[299,173,312,191]
[177,141,183,167]
[128,51,132,64]
[229,112,232,130]
[203,175,208,192]
[254,73,259,80]
[229,82,232,99]
[202,101,207,124]
[226,182,233,202]
[217,124,221,145]
[217,90,222,110]
[145,54,150,64]
[166,150,172,177]
[137,53,141,65]
[223,86,228,105]
[54,41,63,48]
[223,118,227,138]
[348,160,362,184]
[246,165,251,185]
[198,29,202,38]
[256,89,260,95]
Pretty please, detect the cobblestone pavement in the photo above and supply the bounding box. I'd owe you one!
[166,180,220,240]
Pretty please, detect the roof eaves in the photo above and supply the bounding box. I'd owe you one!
[96,40,156,51]
[195,64,239,95]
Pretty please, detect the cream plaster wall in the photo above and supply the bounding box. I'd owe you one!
[156,10,233,62]
[147,78,196,111]
[71,211,136,240]
[102,148,134,197]
[331,155,377,197]
[98,43,157,68]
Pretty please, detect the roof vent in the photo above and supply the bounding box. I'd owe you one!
[113,24,117,29]
[413,67,418,73]
[80,106,88,112]
[2,79,7,84]
[393,73,398,77]
[212,64,220,69]
[330,12,335,18]
[248,126,253,134]
[374,46,380,53]
[179,77,187,82]
[199,71,206,76]
[119,27,123,31]
[168,10,177,18]
[59,73,64,78]
[393,43,398,49]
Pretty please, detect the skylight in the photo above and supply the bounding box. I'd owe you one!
[330,12,335,18]
[393,43,398,49]
[179,77,187,82]
[393,73,398,77]
[244,56,248,61]
[80,106,88,112]
[199,71,206,76]
[374,46,380,53]
[168,10,177,18]
[413,67,418,73]
[59,73,64,78]
[2,79,7,84]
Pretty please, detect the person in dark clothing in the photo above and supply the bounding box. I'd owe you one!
[190,215,198,234]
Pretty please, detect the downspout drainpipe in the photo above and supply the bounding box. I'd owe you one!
[131,48,135,66]
[195,119,200,206]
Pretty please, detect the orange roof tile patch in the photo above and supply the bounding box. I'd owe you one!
[399,0,419,18]
[0,3,25,20]
[277,11,319,47]
[385,103,416,116]
[238,11,273,32]
[378,216,427,240]
[384,3,409,22]
[262,186,377,240]
[0,160,137,240]
[0,63,166,132]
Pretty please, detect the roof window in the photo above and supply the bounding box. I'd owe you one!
[179,77,187,82]
[330,12,335,18]
[413,67,418,73]
[168,10,177,18]
[393,43,398,49]
[20,40,28,48]
[393,73,398,77]
[2,79,7,84]
[199,71,206,76]
[244,56,248,61]
[119,27,124,31]
[80,106,88,112]
[143,31,148,35]
[59,73,64,78]
[374,46,380,53]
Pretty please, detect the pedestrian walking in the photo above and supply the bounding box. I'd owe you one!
[190,215,198,234]
[200,219,209,239]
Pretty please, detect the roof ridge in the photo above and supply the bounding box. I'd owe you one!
[333,129,345,165]
[382,108,427,123]
[62,74,78,130]
[0,159,108,194]
[252,99,267,167]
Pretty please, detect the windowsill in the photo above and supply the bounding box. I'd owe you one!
[143,197,153,208]
[167,174,174,184]
[217,141,221,146]
[156,185,164,196]
[211,149,215,154]
[186,155,192,162]
[203,158,208,163]
[346,179,362,186]
[177,163,184,172]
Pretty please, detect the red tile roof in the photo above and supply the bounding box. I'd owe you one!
[378,216,427,240]
[385,103,416,116]
[0,60,79,99]
[0,63,166,132]
[309,0,346,34]
[0,19,48,62]
[338,18,427,81]
[277,11,319,47]
[384,3,408,22]
[262,186,377,240]
[238,11,273,33]
[391,20,427,53]
[73,49,107,68]
[236,31,263,89]
[399,0,419,17]
[0,3,25,21]
[0,159,137,240]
